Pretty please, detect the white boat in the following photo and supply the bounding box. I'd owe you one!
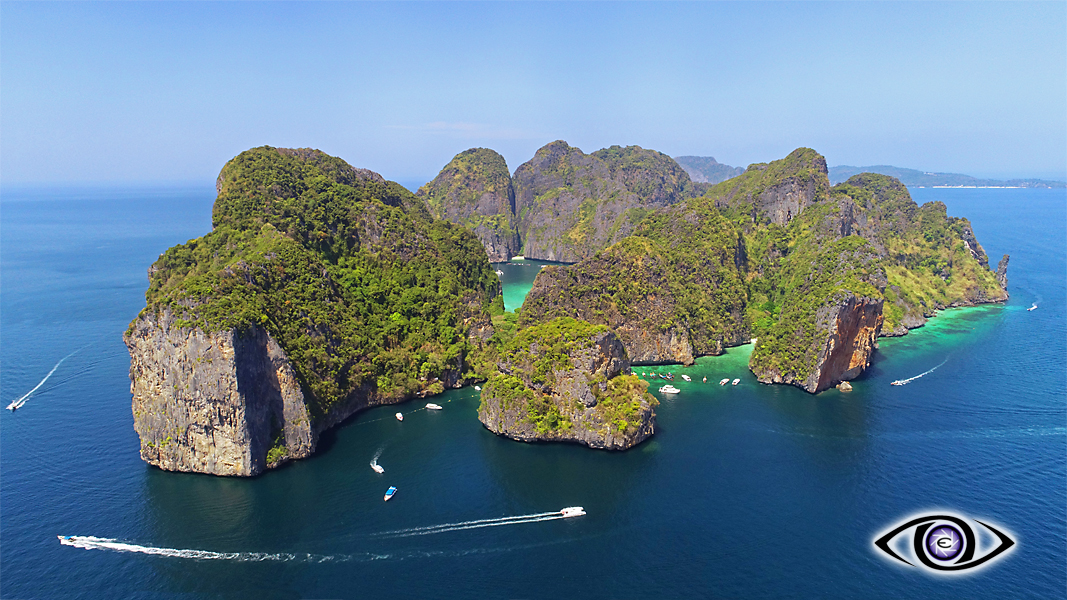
[560,506,586,518]
[511,255,525,261]
[495,270,504,276]
[891,380,905,386]
[659,385,681,394]
[371,462,385,474]
[732,379,740,385]
[384,486,397,501]
[719,378,730,385]
[395,412,403,421]
[702,377,707,382]
[474,385,481,391]
[1029,303,1038,311]
[426,403,443,410]
[681,375,692,382]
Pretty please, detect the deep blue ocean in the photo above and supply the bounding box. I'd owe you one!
[1,185,1064,599]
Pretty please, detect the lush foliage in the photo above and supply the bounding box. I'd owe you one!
[137,146,501,420]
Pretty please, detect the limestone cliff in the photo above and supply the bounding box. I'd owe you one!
[673,155,745,185]
[126,309,312,476]
[127,146,501,476]
[512,141,700,262]
[751,294,884,393]
[417,148,520,262]
[477,318,656,450]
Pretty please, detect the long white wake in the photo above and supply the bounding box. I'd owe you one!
[892,358,948,386]
[374,511,568,538]
[7,350,80,410]
[58,536,319,562]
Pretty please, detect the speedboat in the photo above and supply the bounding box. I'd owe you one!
[560,506,586,518]
[384,486,397,501]
[659,385,681,394]
[426,403,443,410]
[681,375,692,382]
[1029,304,1038,311]
[6,401,18,411]
[890,380,904,386]
[371,462,385,474]
[732,379,740,385]
[474,385,481,391]
[395,412,403,421]
[719,378,730,385]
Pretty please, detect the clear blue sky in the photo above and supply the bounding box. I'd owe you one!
[2,1,1064,185]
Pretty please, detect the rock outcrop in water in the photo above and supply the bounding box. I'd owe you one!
[125,146,501,476]
[477,317,656,449]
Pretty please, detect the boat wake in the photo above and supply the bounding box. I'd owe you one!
[7,349,81,411]
[57,536,339,562]
[374,510,577,538]
[891,358,949,386]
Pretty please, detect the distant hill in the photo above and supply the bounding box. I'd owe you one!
[674,156,745,184]
[829,165,1065,188]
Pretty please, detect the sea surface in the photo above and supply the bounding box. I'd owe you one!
[1,186,1064,599]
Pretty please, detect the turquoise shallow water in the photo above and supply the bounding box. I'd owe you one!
[1,187,1064,599]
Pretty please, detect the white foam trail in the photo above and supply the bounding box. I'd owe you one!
[7,350,79,410]
[892,358,948,386]
[58,536,318,561]
[376,512,565,538]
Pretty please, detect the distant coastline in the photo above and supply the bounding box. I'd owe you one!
[829,164,1065,189]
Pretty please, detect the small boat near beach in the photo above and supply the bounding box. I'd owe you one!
[395,412,404,421]
[681,375,692,382]
[474,385,481,391]
[495,270,504,276]
[384,486,397,501]
[426,403,443,410]
[560,506,586,518]
[732,379,740,385]
[659,385,681,394]
[719,378,730,385]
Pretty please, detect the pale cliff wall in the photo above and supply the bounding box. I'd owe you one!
[125,309,312,476]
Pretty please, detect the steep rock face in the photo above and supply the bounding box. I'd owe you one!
[513,141,699,262]
[477,318,656,450]
[125,309,312,476]
[996,255,1009,289]
[129,146,501,475]
[752,294,883,393]
[417,148,520,262]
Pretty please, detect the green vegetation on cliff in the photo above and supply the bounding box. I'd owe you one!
[137,146,501,418]
[480,317,655,437]
[517,148,1006,392]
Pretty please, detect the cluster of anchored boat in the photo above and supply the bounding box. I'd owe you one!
[639,371,741,395]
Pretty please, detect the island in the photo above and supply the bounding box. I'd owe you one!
[125,144,1008,476]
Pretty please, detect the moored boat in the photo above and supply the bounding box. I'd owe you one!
[384,486,397,501]
[474,385,481,391]
[426,403,443,410]
[659,385,681,394]
[395,412,404,421]
[719,378,729,385]
[681,375,692,382]
[732,378,740,385]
